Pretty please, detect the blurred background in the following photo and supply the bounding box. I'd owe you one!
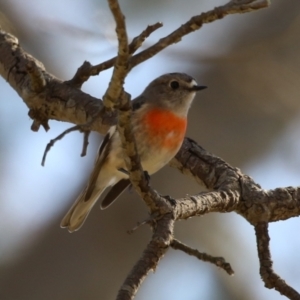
[1,0,300,299]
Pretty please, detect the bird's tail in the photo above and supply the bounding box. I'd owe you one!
[60,185,105,233]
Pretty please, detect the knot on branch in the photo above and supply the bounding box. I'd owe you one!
[246,203,271,225]
[28,108,50,132]
[236,174,270,224]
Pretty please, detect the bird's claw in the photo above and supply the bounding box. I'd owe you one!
[143,170,151,184]
[163,195,177,206]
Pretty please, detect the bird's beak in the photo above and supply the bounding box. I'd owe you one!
[191,85,207,92]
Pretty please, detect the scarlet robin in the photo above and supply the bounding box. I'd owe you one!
[61,73,206,232]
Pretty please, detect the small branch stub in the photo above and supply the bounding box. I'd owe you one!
[28,109,50,132]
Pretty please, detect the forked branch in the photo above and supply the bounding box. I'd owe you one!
[4,0,300,300]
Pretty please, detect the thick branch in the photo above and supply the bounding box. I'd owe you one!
[0,29,111,134]
[0,1,270,133]
[2,27,300,225]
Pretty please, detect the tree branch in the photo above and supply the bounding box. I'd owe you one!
[116,213,175,300]
[128,0,270,70]
[117,91,172,212]
[255,223,300,299]
[102,0,130,110]
[171,239,234,275]
[6,1,300,299]
[0,0,270,135]
[66,22,163,88]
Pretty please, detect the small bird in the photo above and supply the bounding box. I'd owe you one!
[61,73,206,232]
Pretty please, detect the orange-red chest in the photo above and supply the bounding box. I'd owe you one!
[141,108,187,151]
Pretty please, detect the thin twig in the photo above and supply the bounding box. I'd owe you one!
[129,0,270,70]
[41,125,81,166]
[255,222,300,299]
[81,130,91,157]
[41,117,95,165]
[67,1,269,87]
[66,22,162,88]
[91,22,162,75]
[127,219,151,235]
[171,239,234,275]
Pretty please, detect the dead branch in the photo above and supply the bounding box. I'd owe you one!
[128,0,270,70]
[255,223,300,299]
[4,0,300,300]
[102,0,130,110]
[171,239,234,275]
[0,1,270,135]
[81,131,91,157]
[41,125,82,166]
[66,22,163,88]
[116,213,175,300]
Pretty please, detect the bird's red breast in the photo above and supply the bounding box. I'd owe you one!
[142,108,187,150]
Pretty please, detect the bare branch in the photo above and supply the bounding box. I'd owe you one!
[255,223,300,299]
[171,239,234,275]
[0,0,270,135]
[41,125,82,166]
[117,91,171,212]
[117,213,175,300]
[105,1,171,213]
[171,138,300,224]
[9,1,300,299]
[128,0,270,70]
[81,130,91,157]
[170,137,242,189]
[65,0,269,88]
[90,22,163,76]
[101,0,130,110]
[66,22,162,88]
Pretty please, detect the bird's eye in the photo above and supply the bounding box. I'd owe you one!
[170,81,179,89]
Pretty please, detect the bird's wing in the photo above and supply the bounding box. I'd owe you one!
[60,127,118,232]
[98,95,147,209]
[84,126,116,200]
[87,95,147,207]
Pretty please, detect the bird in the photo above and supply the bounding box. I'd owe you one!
[61,72,206,232]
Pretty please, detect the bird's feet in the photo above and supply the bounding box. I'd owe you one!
[163,195,177,206]
[143,170,151,185]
